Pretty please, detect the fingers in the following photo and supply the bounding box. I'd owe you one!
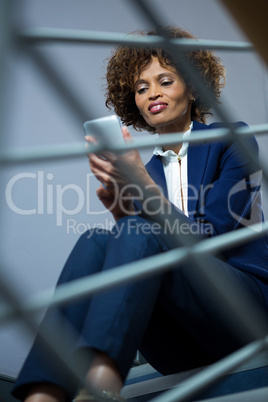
[85,126,134,190]
[86,138,120,189]
[122,125,133,142]
[84,135,95,141]
[85,135,116,163]
[90,156,120,190]
[96,184,112,199]
[85,126,132,160]
[88,152,115,177]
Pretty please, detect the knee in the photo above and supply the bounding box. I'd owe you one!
[113,216,160,238]
[84,227,110,243]
[57,229,110,285]
[111,216,167,251]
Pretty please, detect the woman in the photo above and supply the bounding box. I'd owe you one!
[12,26,268,402]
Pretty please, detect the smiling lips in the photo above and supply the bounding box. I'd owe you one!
[148,102,168,114]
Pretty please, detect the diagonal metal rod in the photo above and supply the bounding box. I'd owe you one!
[0,219,267,328]
[0,5,100,388]
[19,28,253,52]
[0,270,110,402]
[131,0,268,188]
[122,1,268,399]
[0,7,105,398]
[0,123,267,165]
[23,46,94,125]
[151,336,268,402]
[1,2,267,400]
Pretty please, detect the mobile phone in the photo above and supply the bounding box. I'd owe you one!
[83,115,125,147]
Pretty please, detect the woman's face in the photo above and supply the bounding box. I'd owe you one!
[134,56,193,134]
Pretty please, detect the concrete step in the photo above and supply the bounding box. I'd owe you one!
[122,350,268,401]
[199,386,268,402]
[1,350,267,401]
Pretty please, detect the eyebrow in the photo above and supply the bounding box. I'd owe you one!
[134,72,176,89]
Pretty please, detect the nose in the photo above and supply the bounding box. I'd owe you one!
[148,84,162,100]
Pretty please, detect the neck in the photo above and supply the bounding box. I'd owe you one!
[158,120,192,154]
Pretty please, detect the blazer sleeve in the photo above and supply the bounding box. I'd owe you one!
[199,137,262,236]
[170,135,263,239]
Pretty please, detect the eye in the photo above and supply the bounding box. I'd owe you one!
[137,86,148,94]
[161,80,173,87]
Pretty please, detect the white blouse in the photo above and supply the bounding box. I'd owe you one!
[153,122,192,217]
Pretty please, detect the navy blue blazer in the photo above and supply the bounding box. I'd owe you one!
[145,120,268,307]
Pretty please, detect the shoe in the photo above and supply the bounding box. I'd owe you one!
[74,388,126,401]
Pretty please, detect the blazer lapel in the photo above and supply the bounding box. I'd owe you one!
[145,121,211,217]
[145,154,168,199]
[188,120,211,217]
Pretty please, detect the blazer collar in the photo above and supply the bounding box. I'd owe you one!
[145,120,211,214]
[188,120,211,216]
[146,154,168,199]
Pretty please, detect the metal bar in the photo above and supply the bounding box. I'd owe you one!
[0,4,105,399]
[0,123,267,165]
[23,46,94,125]
[1,3,267,400]
[1,219,267,325]
[0,269,108,402]
[0,0,14,146]
[151,336,268,402]
[19,28,253,52]
[124,1,268,399]
[131,0,267,185]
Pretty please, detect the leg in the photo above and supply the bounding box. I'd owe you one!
[74,216,168,382]
[139,303,214,375]
[84,351,123,394]
[13,217,168,400]
[139,254,267,375]
[13,229,111,401]
[72,217,169,400]
[24,384,66,402]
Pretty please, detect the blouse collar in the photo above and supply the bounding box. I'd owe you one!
[153,121,193,161]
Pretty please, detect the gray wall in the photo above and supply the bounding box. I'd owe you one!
[1,0,268,379]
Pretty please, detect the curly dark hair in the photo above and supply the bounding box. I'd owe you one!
[105,26,225,133]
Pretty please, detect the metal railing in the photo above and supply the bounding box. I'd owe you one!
[1,0,268,401]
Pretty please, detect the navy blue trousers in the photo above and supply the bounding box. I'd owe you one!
[12,216,266,401]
